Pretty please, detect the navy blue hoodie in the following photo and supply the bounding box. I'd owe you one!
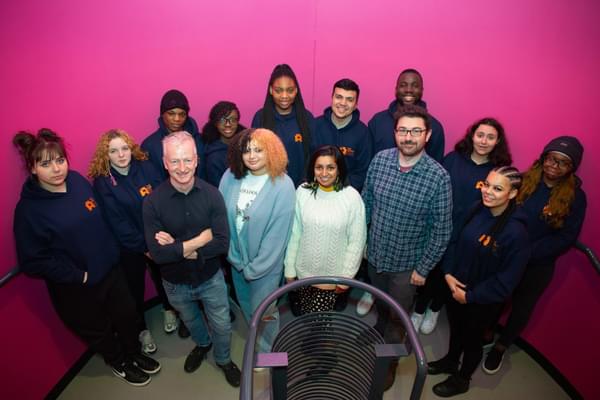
[252,105,316,187]
[13,171,120,285]
[443,151,495,229]
[521,179,586,267]
[314,107,372,192]
[141,115,204,181]
[93,159,163,253]
[367,99,445,162]
[203,139,228,188]
[443,205,530,304]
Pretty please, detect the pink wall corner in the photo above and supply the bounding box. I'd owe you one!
[1,0,599,398]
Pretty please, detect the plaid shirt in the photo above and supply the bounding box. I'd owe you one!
[362,148,452,276]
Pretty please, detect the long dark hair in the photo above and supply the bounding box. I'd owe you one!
[202,101,246,144]
[455,117,512,166]
[260,64,312,162]
[302,145,349,196]
[13,128,68,173]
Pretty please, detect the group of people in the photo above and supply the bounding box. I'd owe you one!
[12,64,587,398]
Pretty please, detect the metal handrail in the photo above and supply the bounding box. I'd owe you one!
[574,241,600,274]
[0,265,20,288]
[239,276,428,400]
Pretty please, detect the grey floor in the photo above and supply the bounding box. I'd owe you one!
[58,291,570,400]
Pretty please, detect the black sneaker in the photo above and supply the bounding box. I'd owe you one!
[184,344,212,373]
[112,361,151,386]
[178,322,191,338]
[432,374,469,397]
[218,361,241,387]
[427,358,459,375]
[482,348,505,375]
[131,353,161,374]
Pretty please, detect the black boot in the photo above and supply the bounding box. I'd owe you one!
[428,357,459,375]
[432,374,469,397]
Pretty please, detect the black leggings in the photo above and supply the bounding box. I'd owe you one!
[445,300,502,380]
[414,264,449,314]
[497,263,555,348]
[47,267,140,366]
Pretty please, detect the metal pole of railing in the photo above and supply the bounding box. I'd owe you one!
[574,241,600,275]
[239,276,427,400]
[0,266,20,288]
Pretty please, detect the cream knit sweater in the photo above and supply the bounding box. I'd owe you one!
[284,185,367,280]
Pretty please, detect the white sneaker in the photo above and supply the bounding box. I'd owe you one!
[139,330,157,354]
[420,309,440,334]
[163,310,178,334]
[356,292,374,316]
[410,312,425,332]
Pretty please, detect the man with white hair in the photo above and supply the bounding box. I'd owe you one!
[143,131,240,387]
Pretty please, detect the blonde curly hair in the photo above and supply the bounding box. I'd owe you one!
[88,129,148,178]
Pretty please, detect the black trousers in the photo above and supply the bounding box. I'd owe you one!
[445,300,502,380]
[414,264,449,314]
[119,250,148,331]
[144,253,175,312]
[46,267,140,366]
[497,263,555,348]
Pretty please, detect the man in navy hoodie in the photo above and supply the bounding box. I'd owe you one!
[142,89,205,181]
[368,69,445,162]
[314,78,371,192]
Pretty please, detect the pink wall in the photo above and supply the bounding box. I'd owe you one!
[1,0,599,398]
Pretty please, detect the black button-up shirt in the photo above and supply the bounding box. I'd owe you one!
[143,178,229,287]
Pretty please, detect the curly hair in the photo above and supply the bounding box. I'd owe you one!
[201,101,246,144]
[13,128,68,173]
[227,128,288,180]
[88,129,147,178]
[517,160,576,229]
[455,117,512,166]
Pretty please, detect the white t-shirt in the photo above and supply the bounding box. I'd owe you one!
[235,173,269,234]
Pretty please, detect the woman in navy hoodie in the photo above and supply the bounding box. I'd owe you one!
[88,129,165,355]
[412,118,512,335]
[252,64,316,187]
[202,101,246,187]
[12,129,160,386]
[483,136,586,375]
[427,166,530,397]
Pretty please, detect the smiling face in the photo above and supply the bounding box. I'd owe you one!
[270,76,298,114]
[216,109,240,141]
[163,139,197,191]
[481,170,518,215]
[108,137,132,169]
[331,87,358,122]
[395,72,423,105]
[394,116,431,157]
[162,107,188,133]
[471,124,499,161]
[242,139,268,175]
[542,151,573,186]
[32,152,69,192]
[314,155,339,188]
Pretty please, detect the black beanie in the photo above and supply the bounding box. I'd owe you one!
[160,89,190,115]
[542,136,584,171]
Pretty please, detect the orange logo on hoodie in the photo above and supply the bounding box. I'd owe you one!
[294,133,303,143]
[139,185,152,197]
[85,198,97,212]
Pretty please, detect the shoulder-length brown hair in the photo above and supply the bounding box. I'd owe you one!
[227,128,288,180]
[88,129,148,178]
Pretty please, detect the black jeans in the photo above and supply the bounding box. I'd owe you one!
[46,267,140,366]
